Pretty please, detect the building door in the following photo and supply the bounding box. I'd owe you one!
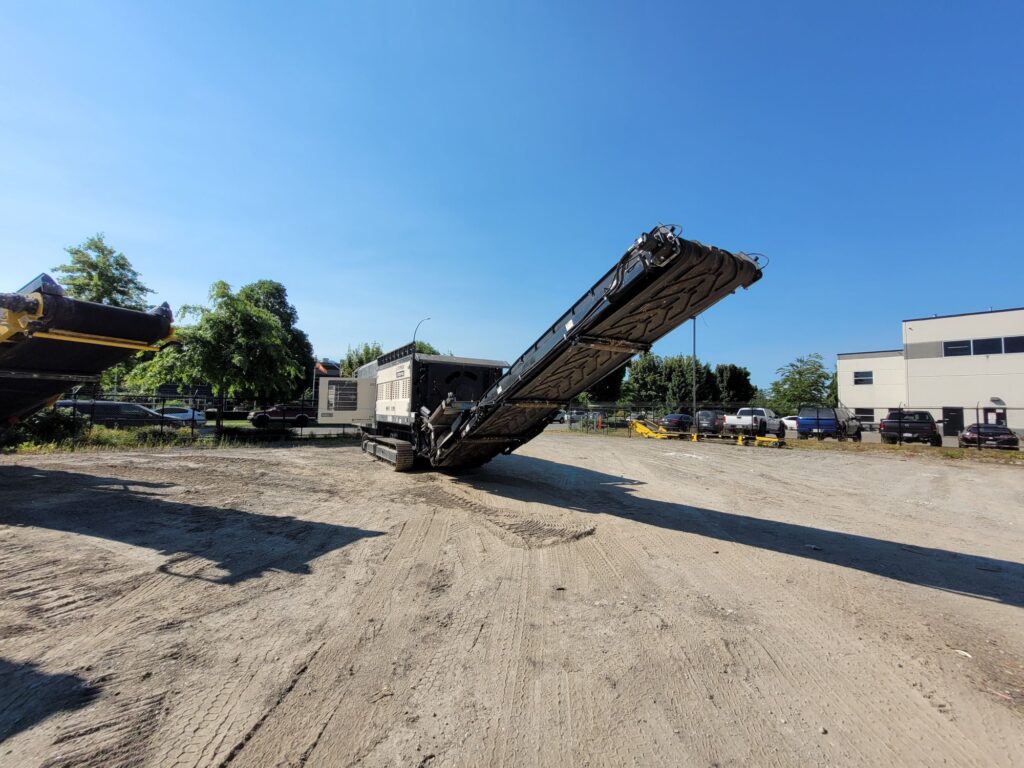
[983,407,1007,426]
[941,407,963,437]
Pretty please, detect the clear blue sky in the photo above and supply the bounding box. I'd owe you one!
[2,2,1021,386]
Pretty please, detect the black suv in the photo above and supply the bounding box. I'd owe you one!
[879,410,943,446]
[56,400,182,428]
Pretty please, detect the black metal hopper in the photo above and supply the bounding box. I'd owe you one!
[0,275,173,425]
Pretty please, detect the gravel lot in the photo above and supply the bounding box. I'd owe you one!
[1,434,1022,767]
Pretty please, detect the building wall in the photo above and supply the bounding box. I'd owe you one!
[837,351,905,424]
[904,309,1024,429]
[839,308,1024,430]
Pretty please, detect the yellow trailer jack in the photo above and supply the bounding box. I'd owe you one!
[630,419,688,439]
[735,434,786,448]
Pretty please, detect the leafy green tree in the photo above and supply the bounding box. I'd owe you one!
[663,355,719,409]
[715,364,756,406]
[767,353,833,415]
[414,341,440,355]
[53,234,152,310]
[237,280,315,398]
[128,281,310,423]
[341,342,383,375]
[627,353,667,403]
[53,234,155,390]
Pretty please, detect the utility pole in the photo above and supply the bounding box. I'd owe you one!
[692,315,697,434]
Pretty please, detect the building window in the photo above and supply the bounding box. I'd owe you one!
[972,337,1003,355]
[853,371,873,385]
[854,408,875,424]
[943,340,971,357]
[1004,336,1024,354]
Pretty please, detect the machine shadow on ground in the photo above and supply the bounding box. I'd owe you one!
[455,454,1024,609]
[0,659,100,742]
[0,465,384,585]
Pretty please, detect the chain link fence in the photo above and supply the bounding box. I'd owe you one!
[562,401,1023,448]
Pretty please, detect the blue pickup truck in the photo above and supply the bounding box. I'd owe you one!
[797,406,862,441]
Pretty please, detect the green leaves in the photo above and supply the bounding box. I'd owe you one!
[53,234,152,310]
[766,353,834,415]
[127,280,313,404]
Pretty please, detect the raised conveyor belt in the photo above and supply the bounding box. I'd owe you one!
[0,274,173,425]
[431,225,761,468]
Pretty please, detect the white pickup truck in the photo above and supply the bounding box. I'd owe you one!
[723,407,786,437]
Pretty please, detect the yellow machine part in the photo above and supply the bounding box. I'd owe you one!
[630,420,687,439]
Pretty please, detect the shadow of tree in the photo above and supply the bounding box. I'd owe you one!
[454,454,1024,608]
[0,659,100,742]
[0,465,383,585]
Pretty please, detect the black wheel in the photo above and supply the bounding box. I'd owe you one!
[295,414,309,428]
[852,429,862,442]
[756,420,768,437]
[251,414,269,429]
[930,435,942,447]
[776,424,785,439]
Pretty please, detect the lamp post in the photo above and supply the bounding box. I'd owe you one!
[691,316,698,435]
[412,317,431,359]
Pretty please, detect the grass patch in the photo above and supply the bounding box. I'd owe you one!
[787,436,1024,465]
[2,424,360,454]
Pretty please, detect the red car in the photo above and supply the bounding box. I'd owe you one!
[247,403,317,428]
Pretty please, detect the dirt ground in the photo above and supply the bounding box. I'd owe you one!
[1,433,1022,767]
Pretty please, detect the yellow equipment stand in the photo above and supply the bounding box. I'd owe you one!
[735,434,786,448]
[630,420,687,440]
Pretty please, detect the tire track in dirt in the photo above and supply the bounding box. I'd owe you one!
[224,508,446,766]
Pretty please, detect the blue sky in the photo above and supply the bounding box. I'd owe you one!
[2,2,1021,386]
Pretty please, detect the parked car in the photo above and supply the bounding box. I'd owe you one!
[56,400,183,428]
[724,407,784,438]
[549,410,566,424]
[957,423,1020,450]
[781,415,800,432]
[155,406,207,426]
[696,409,727,434]
[796,407,862,441]
[657,413,693,431]
[878,410,943,446]
[248,403,318,428]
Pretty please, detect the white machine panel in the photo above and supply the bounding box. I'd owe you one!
[317,377,375,426]
[375,360,413,425]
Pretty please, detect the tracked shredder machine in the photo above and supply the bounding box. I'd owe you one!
[316,225,763,471]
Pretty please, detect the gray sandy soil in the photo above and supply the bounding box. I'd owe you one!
[1,433,1022,767]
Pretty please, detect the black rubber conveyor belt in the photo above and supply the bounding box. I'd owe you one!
[432,225,762,469]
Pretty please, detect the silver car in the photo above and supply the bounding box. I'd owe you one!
[155,406,207,426]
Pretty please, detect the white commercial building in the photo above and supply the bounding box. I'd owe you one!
[837,307,1024,435]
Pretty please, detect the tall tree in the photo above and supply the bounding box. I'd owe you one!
[767,353,833,415]
[627,353,667,403]
[127,281,310,416]
[341,342,383,375]
[53,234,152,309]
[238,280,315,398]
[663,355,719,408]
[715,364,756,406]
[414,341,440,355]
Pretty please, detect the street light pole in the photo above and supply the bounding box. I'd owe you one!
[692,316,697,435]
[412,317,431,356]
